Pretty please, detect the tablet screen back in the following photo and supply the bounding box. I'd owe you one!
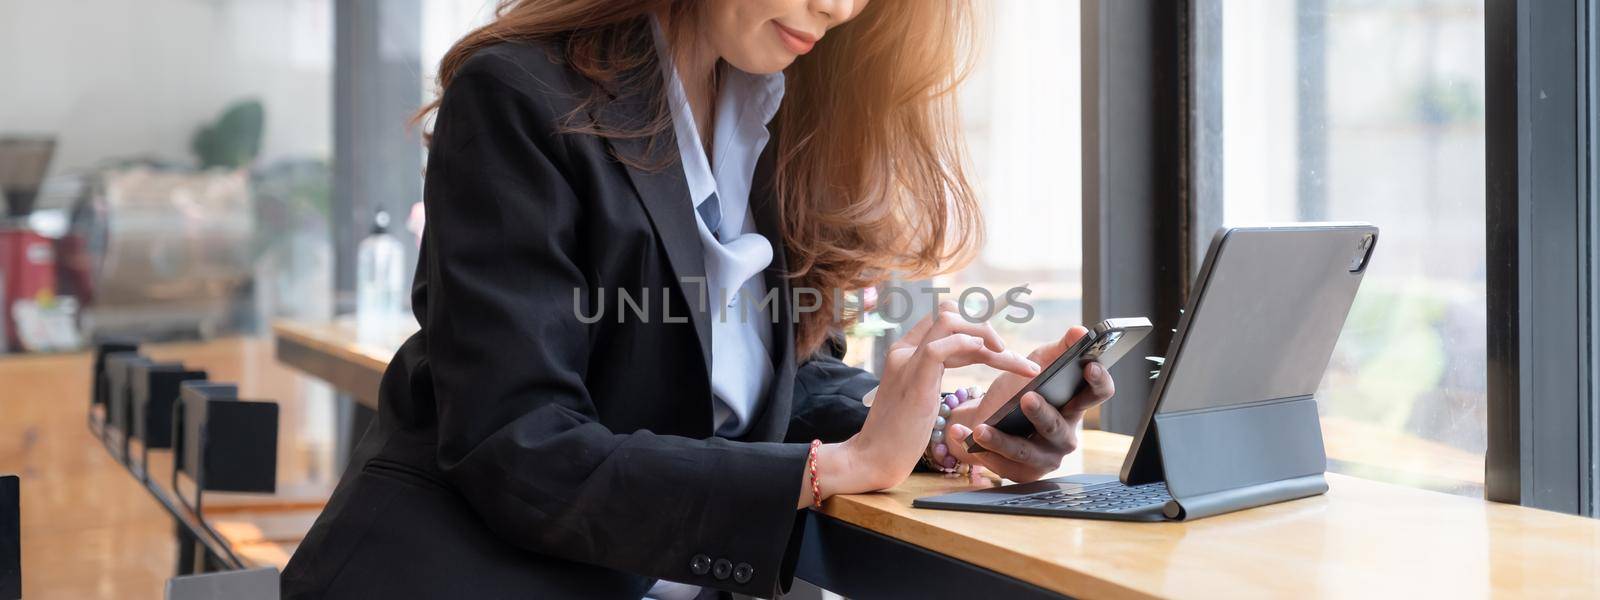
[1154,224,1376,414]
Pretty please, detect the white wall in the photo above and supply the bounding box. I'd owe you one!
[0,0,334,178]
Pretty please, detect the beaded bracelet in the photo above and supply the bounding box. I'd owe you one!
[924,386,981,474]
[858,386,983,475]
[807,439,823,508]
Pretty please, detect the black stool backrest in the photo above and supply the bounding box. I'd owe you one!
[173,383,278,504]
[132,363,208,450]
[1,475,18,600]
[91,340,138,413]
[102,352,152,460]
[171,383,235,479]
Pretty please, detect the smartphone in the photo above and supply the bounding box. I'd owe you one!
[964,317,1153,454]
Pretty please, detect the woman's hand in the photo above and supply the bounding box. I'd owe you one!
[944,326,1117,483]
[809,302,1040,503]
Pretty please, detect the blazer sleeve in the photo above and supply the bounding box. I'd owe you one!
[787,333,878,444]
[422,52,808,596]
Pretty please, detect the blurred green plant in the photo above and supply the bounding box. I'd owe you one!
[192,99,265,169]
[1319,285,1450,430]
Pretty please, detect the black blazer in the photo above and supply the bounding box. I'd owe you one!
[281,40,877,598]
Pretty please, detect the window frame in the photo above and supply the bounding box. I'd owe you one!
[333,0,423,316]
[1080,0,1192,434]
[1099,0,1600,515]
[1484,0,1598,516]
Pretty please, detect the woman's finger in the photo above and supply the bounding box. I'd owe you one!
[895,300,960,348]
[1060,325,1089,349]
[972,424,1057,470]
[1064,362,1116,415]
[914,335,1040,381]
[893,307,938,349]
[921,306,1007,353]
[1020,392,1073,452]
[911,334,985,377]
[950,425,1037,475]
[1028,325,1089,364]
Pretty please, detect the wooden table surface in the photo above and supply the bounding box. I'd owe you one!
[272,318,1600,599]
[828,432,1600,599]
[274,317,416,410]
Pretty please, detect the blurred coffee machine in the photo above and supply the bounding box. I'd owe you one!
[0,137,256,352]
[72,167,254,342]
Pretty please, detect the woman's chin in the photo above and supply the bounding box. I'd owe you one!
[725,49,798,75]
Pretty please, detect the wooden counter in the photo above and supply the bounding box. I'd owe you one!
[823,431,1600,598]
[273,317,415,410]
[272,318,1600,598]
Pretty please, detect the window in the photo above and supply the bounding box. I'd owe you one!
[942,0,1084,390]
[848,0,1084,389]
[1,0,340,487]
[1198,0,1487,495]
[1,0,337,337]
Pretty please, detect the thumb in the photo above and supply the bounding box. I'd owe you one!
[948,423,973,443]
[947,424,975,456]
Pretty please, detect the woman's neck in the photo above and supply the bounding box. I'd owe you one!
[656,8,719,158]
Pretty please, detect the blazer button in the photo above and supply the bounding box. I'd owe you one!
[733,562,754,584]
[712,558,733,580]
[690,554,712,576]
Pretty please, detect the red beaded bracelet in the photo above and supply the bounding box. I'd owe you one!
[808,439,823,508]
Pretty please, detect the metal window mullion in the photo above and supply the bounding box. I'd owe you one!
[1190,0,1224,278]
[1485,0,1595,517]
[333,0,423,316]
[1082,0,1191,434]
[332,0,421,471]
[1583,0,1599,517]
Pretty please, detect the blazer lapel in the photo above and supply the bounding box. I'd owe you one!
[742,138,798,443]
[598,97,715,380]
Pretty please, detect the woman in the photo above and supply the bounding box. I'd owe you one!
[282,0,1116,597]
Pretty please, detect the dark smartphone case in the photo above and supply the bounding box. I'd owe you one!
[966,318,1153,453]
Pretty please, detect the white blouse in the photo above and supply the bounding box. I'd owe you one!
[647,17,786,600]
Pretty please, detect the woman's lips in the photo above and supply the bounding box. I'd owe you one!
[773,21,818,55]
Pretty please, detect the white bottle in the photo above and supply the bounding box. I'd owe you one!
[356,210,407,336]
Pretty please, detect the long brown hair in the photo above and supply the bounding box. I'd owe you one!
[420,0,981,356]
